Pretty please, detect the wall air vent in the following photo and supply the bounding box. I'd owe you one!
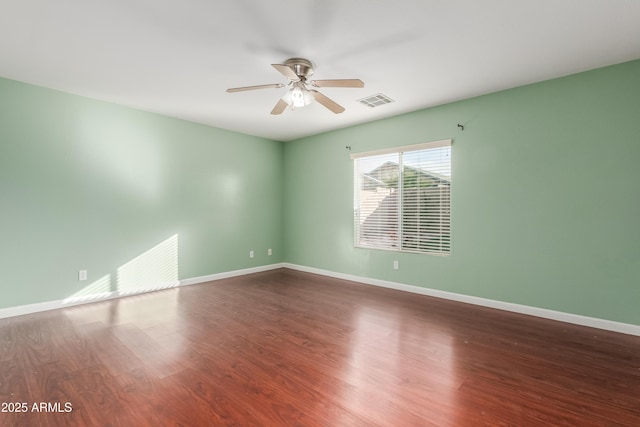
[357,93,395,108]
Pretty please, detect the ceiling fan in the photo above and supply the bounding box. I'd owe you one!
[226,58,364,115]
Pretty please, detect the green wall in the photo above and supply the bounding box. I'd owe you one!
[0,78,283,309]
[2,60,639,326]
[283,60,640,326]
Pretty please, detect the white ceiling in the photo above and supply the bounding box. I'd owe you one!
[1,1,639,141]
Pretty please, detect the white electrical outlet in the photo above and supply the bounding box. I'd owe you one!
[78,270,88,281]
[393,260,399,270]
[249,250,254,259]
[268,248,272,256]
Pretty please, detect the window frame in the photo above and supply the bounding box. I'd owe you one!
[351,139,452,256]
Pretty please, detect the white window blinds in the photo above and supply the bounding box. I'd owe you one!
[352,140,451,255]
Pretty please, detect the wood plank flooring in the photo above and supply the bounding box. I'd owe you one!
[1,268,639,426]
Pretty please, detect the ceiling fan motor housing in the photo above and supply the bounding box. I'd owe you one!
[284,58,314,79]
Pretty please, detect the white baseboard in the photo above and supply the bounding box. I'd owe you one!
[179,263,285,286]
[4,262,638,337]
[282,263,640,337]
[0,263,285,320]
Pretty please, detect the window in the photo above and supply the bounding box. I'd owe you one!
[352,140,451,255]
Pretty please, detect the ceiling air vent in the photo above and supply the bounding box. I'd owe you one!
[357,93,394,108]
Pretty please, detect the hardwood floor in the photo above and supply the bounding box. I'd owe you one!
[1,268,639,426]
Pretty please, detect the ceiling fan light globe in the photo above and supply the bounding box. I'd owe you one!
[301,90,313,106]
[291,87,305,107]
[281,85,314,108]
